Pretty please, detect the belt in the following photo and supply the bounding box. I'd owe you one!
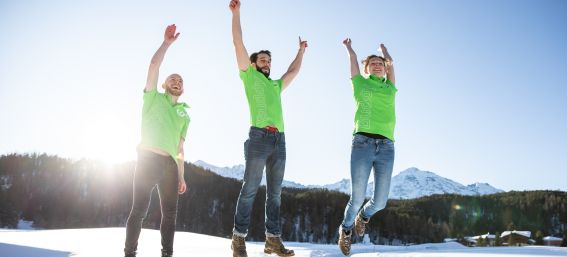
[264,126,279,133]
[355,132,387,140]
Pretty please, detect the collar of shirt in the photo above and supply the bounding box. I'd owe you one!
[164,94,190,108]
[368,74,386,83]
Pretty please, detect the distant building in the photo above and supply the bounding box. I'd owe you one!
[443,238,457,243]
[501,231,531,246]
[460,237,478,247]
[543,236,563,247]
[471,233,496,246]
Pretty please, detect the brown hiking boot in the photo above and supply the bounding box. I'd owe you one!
[338,227,352,256]
[354,213,369,237]
[231,234,247,257]
[264,236,295,256]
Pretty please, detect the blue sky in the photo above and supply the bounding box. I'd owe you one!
[1,0,566,191]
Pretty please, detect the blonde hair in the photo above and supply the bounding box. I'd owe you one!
[361,55,387,73]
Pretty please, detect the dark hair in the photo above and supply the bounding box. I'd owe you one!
[361,55,386,72]
[250,50,272,63]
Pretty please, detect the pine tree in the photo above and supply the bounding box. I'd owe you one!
[535,230,544,245]
[507,222,516,231]
[495,232,502,246]
[477,237,485,247]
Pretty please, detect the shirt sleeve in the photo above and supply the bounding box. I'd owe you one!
[239,65,254,81]
[351,74,366,92]
[142,88,159,114]
[275,79,283,92]
[386,79,398,92]
[351,74,365,88]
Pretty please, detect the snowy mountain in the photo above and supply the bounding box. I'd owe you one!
[319,178,351,193]
[193,160,306,189]
[193,160,245,180]
[1,228,565,257]
[466,182,503,195]
[193,161,503,199]
[388,167,503,199]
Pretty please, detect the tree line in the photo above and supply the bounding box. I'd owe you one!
[1,153,565,246]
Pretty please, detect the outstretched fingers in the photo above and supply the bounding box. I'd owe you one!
[164,24,180,43]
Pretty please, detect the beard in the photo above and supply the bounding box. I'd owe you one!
[255,65,270,79]
[166,87,183,96]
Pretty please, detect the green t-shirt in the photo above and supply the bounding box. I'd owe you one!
[239,65,285,131]
[139,89,190,164]
[352,74,397,141]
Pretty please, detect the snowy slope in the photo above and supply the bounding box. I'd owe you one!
[193,161,503,199]
[388,167,504,199]
[193,160,245,181]
[466,182,504,195]
[1,228,565,257]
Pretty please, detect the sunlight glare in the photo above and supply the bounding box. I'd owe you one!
[79,114,138,164]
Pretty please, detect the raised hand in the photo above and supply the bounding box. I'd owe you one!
[380,43,392,62]
[343,38,352,47]
[299,36,308,51]
[380,43,395,84]
[343,37,359,77]
[164,24,180,45]
[229,0,241,12]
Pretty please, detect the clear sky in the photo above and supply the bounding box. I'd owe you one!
[1,0,566,191]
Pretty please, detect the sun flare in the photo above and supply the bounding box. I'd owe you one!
[78,114,139,164]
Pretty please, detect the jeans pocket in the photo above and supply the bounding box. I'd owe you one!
[352,135,368,148]
[383,139,395,149]
[249,129,264,140]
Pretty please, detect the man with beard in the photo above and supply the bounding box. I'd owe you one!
[124,24,189,257]
[229,0,307,256]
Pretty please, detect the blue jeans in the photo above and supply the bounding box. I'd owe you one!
[233,127,286,237]
[341,134,395,231]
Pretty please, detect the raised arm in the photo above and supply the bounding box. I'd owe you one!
[281,36,308,90]
[343,38,360,78]
[229,0,250,71]
[380,43,395,85]
[145,24,180,92]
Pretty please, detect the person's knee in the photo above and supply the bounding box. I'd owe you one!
[348,196,365,209]
[241,182,260,198]
[365,199,386,214]
[129,208,148,220]
[266,186,282,199]
[266,194,281,206]
[162,208,177,220]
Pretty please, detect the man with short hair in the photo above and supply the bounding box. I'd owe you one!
[229,0,307,256]
[124,24,189,257]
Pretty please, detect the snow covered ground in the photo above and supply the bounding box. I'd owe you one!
[0,228,566,257]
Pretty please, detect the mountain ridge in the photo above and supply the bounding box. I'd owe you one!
[193,161,504,199]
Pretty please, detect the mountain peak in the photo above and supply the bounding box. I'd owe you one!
[402,167,421,172]
[390,168,503,199]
